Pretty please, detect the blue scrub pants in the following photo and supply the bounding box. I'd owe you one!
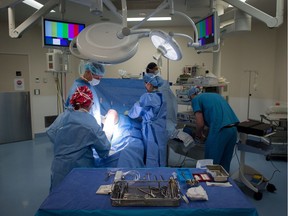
[205,127,238,172]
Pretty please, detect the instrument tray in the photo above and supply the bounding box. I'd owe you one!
[110,179,181,207]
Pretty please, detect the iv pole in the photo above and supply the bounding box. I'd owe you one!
[247,71,252,119]
[245,70,258,119]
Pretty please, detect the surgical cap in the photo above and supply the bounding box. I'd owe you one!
[70,86,93,109]
[143,73,164,87]
[146,62,158,73]
[84,61,105,76]
[187,86,201,96]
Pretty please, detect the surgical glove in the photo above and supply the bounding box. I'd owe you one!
[177,130,194,147]
[124,110,129,116]
[186,185,208,201]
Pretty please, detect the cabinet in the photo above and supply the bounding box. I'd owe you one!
[0,92,32,144]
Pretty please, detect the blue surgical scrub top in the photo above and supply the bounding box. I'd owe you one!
[47,109,110,190]
[192,93,239,131]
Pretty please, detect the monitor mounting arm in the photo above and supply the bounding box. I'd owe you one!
[8,0,61,38]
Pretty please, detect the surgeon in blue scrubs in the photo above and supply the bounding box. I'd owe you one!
[128,73,168,167]
[47,86,111,191]
[65,61,105,125]
[188,86,239,172]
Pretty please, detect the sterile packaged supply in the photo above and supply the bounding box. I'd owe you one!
[96,184,112,194]
[193,173,212,182]
[186,185,208,201]
[176,168,193,183]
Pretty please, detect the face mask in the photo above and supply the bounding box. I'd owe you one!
[154,70,160,76]
[89,78,100,86]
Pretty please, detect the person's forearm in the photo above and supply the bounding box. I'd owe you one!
[195,112,205,138]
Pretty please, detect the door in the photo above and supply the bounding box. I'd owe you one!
[0,53,32,144]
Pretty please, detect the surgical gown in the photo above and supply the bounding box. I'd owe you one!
[192,93,239,172]
[65,78,101,125]
[47,109,110,191]
[159,80,178,138]
[128,92,168,167]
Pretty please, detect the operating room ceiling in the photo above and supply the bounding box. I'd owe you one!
[0,0,281,28]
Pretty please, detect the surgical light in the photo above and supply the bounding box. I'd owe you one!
[23,0,55,12]
[150,30,182,61]
[70,22,139,64]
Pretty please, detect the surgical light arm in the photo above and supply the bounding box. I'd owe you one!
[222,0,284,28]
[116,0,170,39]
[8,0,60,38]
[169,10,200,48]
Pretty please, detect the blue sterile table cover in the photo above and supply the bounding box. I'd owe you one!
[35,167,259,216]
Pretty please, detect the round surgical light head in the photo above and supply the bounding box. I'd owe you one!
[71,22,139,65]
[149,30,182,61]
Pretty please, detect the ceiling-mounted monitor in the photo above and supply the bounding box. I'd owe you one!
[42,18,85,48]
[195,11,219,50]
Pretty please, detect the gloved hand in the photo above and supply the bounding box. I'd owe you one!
[124,110,129,116]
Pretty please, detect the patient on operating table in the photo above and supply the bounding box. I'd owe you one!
[94,113,145,168]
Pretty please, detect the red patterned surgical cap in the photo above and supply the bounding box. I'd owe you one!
[70,86,93,110]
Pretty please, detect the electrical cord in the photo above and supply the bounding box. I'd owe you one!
[267,159,281,181]
[179,152,188,167]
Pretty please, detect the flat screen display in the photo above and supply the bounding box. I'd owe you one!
[43,19,85,48]
[195,11,219,50]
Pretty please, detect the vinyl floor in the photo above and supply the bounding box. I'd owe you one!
[0,135,287,216]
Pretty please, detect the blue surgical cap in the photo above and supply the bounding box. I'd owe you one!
[188,86,201,96]
[143,73,164,87]
[84,61,105,76]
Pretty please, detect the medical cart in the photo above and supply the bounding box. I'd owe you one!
[233,121,277,200]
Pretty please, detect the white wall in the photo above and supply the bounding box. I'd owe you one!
[0,15,286,135]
